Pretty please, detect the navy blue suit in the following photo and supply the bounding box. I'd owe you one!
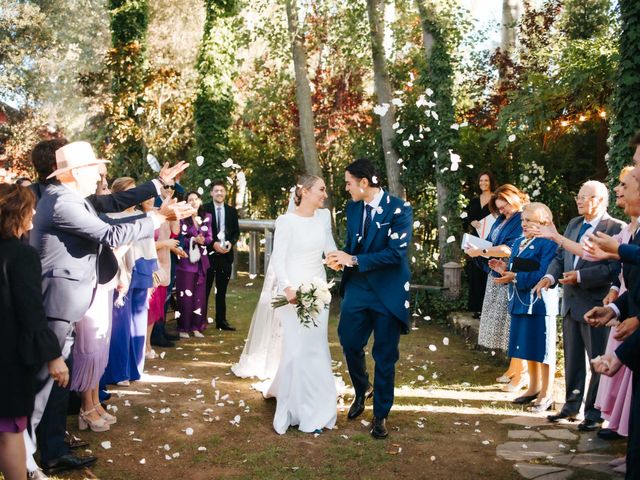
[338,191,412,418]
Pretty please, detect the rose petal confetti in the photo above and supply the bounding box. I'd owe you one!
[196,156,204,166]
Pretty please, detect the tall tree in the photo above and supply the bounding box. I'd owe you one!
[284,0,322,177]
[193,0,238,185]
[608,0,640,180]
[499,0,521,81]
[415,0,463,264]
[107,0,150,177]
[366,0,405,198]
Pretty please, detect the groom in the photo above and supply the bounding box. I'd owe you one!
[328,158,413,439]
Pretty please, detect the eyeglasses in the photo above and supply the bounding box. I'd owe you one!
[574,195,596,202]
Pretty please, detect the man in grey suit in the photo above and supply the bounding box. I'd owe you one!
[534,180,624,431]
[27,141,191,476]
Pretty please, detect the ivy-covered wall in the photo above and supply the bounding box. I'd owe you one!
[608,0,640,182]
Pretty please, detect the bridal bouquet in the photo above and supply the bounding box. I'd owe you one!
[272,279,334,328]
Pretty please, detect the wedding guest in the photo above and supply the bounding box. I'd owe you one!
[176,192,213,338]
[534,180,624,431]
[532,168,635,451]
[101,178,158,385]
[0,184,66,480]
[490,203,559,412]
[203,181,240,331]
[465,184,528,391]
[142,195,180,359]
[464,171,497,318]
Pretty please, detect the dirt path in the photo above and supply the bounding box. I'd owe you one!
[53,274,622,480]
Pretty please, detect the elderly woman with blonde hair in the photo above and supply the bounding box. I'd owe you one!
[490,202,559,412]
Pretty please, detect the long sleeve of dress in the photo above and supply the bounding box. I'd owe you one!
[321,209,337,256]
[271,215,294,292]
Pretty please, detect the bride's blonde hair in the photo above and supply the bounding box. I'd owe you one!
[294,174,323,206]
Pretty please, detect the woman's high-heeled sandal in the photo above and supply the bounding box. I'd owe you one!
[95,403,117,425]
[78,408,110,432]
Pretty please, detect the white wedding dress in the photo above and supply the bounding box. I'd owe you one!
[261,208,338,434]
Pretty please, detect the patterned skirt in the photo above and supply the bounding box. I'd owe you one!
[477,279,510,351]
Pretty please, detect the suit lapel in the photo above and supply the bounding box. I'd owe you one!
[350,201,365,248]
[362,192,393,252]
[575,215,608,269]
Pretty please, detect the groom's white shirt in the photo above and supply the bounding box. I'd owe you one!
[361,188,384,232]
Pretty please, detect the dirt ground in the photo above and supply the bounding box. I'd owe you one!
[45,273,623,480]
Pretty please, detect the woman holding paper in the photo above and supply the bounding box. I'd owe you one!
[465,184,528,391]
[464,172,497,318]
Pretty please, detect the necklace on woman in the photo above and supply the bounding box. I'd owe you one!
[519,237,534,252]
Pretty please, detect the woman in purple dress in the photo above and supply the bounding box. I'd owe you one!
[176,192,213,338]
[0,184,66,479]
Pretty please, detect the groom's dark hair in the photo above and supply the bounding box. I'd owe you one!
[345,158,380,187]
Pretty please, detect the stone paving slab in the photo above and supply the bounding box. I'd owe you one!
[538,429,578,441]
[550,452,616,467]
[577,431,610,452]
[513,463,571,479]
[500,416,553,428]
[509,430,546,440]
[497,441,569,461]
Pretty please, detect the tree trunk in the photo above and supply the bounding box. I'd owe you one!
[284,0,322,177]
[499,0,521,81]
[366,0,405,199]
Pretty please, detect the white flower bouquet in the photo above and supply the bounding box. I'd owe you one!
[272,279,335,328]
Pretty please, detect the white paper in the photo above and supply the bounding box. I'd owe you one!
[475,214,497,240]
[461,233,493,253]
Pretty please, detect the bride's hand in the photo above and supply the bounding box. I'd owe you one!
[284,287,297,304]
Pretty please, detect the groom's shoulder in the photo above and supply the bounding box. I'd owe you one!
[386,193,412,212]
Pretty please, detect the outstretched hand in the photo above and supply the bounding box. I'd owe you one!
[159,161,189,183]
[583,232,620,259]
[159,196,196,221]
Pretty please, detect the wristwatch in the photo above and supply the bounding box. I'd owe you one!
[351,255,358,266]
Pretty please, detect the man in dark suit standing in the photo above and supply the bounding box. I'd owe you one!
[327,158,413,439]
[534,180,624,431]
[203,181,240,331]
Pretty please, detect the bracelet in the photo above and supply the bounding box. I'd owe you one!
[559,237,565,248]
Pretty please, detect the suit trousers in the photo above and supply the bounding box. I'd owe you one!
[561,313,609,421]
[206,255,233,325]
[338,273,401,419]
[25,319,74,469]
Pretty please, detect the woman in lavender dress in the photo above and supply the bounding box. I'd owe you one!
[176,192,213,338]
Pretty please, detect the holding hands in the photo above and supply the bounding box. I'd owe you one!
[591,353,623,377]
[48,356,69,388]
[326,251,354,270]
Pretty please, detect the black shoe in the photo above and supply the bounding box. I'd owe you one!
[216,322,236,331]
[578,419,603,432]
[64,432,89,450]
[347,387,374,420]
[42,454,97,475]
[151,338,175,348]
[597,428,624,440]
[512,392,541,405]
[370,417,388,439]
[547,412,577,423]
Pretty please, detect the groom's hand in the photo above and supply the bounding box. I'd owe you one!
[327,251,354,267]
[325,257,343,271]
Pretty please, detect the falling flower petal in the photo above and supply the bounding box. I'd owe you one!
[428,344,437,352]
[446,236,455,243]
[196,156,204,167]
[373,103,390,117]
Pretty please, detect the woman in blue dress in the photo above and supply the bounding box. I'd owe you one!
[491,202,559,413]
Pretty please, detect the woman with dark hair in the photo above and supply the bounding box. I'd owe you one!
[0,184,66,480]
[175,192,213,337]
[464,172,497,318]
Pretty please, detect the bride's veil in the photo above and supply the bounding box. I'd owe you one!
[231,188,296,380]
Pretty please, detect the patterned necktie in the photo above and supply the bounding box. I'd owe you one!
[363,204,373,238]
[217,206,222,232]
[576,222,591,243]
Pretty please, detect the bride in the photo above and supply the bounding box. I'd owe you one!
[238,175,338,434]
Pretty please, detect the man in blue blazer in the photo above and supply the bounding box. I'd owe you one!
[327,158,413,439]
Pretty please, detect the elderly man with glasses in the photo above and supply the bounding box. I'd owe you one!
[534,181,624,431]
